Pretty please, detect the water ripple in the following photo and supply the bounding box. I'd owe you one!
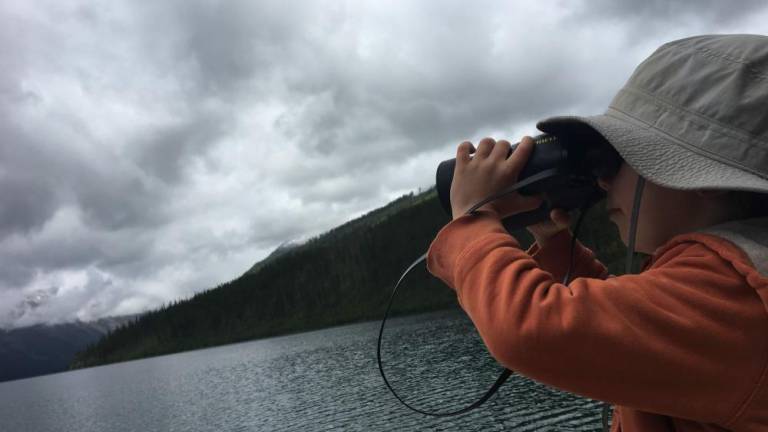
[0,310,609,431]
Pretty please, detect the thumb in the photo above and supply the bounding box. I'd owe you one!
[550,208,572,228]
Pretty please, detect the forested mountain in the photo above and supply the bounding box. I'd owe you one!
[72,189,628,368]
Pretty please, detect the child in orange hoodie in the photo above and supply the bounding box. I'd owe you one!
[427,35,768,431]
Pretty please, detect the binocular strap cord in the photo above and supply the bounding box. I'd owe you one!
[464,168,560,214]
[601,175,646,432]
[377,169,592,418]
[625,176,645,274]
[376,251,513,417]
[563,202,591,286]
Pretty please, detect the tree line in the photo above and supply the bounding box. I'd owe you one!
[71,188,629,368]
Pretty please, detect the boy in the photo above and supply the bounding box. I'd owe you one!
[427,34,768,431]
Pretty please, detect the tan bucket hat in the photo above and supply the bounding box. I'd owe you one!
[537,34,768,193]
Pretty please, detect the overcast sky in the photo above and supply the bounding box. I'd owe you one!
[1,1,766,328]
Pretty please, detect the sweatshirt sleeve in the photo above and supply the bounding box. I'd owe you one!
[524,228,610,282]
[426,212,768,426]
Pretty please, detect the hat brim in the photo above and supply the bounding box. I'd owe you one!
[537,108,768,194]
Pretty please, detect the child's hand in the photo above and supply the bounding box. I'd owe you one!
[450,136,544,220]
[526,208,572,248]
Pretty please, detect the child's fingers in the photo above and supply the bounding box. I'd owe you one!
[456,141,476,164]
[550,208,571,227]
[491,140,511,161]
[505,136,535,176]
[476,137,496,158]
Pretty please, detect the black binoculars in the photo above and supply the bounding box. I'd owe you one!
[435,132,622,231]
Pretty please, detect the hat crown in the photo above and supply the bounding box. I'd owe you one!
[537,34,768,193]
[611,34,768,177]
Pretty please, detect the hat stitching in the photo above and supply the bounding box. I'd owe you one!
[667,34,768,71]
[604,108,768,182]
[691,46,768,80]
[619,86,768,146]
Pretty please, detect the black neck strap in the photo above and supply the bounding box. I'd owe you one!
[377,169,588,417]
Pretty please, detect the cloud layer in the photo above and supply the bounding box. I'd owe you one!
[1,0,766,327]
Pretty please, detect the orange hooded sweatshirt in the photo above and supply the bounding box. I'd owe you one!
[426,211,768,431]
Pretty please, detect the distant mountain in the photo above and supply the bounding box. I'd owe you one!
[0,316,137,382]
[71,188,628,369]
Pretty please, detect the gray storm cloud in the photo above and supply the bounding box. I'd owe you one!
[1,0,766,328]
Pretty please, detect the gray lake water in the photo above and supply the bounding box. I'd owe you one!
[0,310,608,431]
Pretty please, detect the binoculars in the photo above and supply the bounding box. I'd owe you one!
[435,132,623,231]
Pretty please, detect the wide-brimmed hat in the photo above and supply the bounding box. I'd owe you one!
[537,34,768,193]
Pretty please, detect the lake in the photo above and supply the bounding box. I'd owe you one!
[0,310,608,431]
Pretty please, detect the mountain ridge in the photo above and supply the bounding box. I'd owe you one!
[71,188,627,369]
[0,315,138,382]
